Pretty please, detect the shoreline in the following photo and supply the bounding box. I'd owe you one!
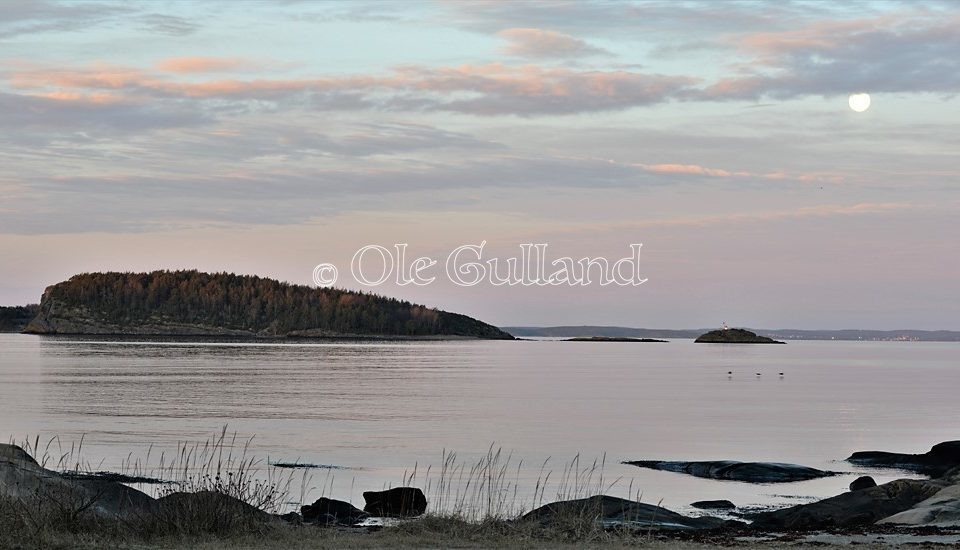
[3,435,959,548]
[8,331,514,341]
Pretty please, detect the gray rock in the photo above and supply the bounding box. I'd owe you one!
[363,487,427,517]
[521,495,731,531]
[850,476,877,491]
[624,460,836,483]
[878,484,960,527]
[691,499,736,510]
[150,491,273,535]
[278,511,302,524]
[749,478,948,530]
[302,497,369,525]
[0,443,157,521]
[157,490,269,521]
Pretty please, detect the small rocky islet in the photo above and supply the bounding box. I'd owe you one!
[694,327,785,344]
[564,336,668,342]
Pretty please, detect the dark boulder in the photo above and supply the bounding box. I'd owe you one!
[156,491,271,522]
[521,495,731,531]
[362,487,427,517]
[847,441,960,477]
[850,476,877,491]
[301,497,369,525]
[144,491,274,535]
[624,460,836,483]
[691,500,736,510]
[749,478,948,530]
[278,511,302,524]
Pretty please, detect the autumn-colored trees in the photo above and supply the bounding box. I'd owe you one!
[37,270,512,338]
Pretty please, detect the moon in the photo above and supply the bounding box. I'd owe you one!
[849,93,871,112]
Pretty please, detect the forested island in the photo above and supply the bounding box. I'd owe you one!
[20,271,514,339]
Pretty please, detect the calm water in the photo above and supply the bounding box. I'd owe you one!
[1,333,958,514]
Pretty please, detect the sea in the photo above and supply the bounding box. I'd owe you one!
[2,333,957,516]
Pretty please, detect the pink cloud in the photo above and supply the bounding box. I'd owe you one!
[643,164,732,177]
[33,91,131,105]
[628,161,843,184]
[497,28,611,58]
[9,64,152,90]
[156,57,250,74]
[697,12,960,100]
[5,62,697,115]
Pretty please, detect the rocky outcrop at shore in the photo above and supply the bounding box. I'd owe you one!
[521,495,733,531]
[750,475,958,530]
[878,482,960,527]
[624,460,836,483]
[847,441,960,477]
[694,328,784,344]
[0,443,158,520]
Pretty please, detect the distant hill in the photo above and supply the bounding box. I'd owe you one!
[22,271,513,339]
[504,326,960,342]
[0,305,39,332]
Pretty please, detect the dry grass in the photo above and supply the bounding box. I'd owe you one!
[3,431,877,549]
[13,427,301,513]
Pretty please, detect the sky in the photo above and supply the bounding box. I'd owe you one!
[0,0,958,330]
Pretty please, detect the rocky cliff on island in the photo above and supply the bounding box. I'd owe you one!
[694,328,784,344]
[22,270,514,340]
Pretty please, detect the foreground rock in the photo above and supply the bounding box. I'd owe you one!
[522,495,731,531]
[694,328,784,344]
[302,497,369,525]
[624,460,836,483]
[878,483,960,527]
[749,478,949,530]
[155,490,271,532]
[0,443,157,520]
[363,487,427,517]
[847,441,960,477]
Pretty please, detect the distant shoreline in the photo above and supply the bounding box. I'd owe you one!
[2,332,497,342]
[505,326,960,342]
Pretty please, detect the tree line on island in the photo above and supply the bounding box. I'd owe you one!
[21,270,513,339]
[0,305,39,332]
